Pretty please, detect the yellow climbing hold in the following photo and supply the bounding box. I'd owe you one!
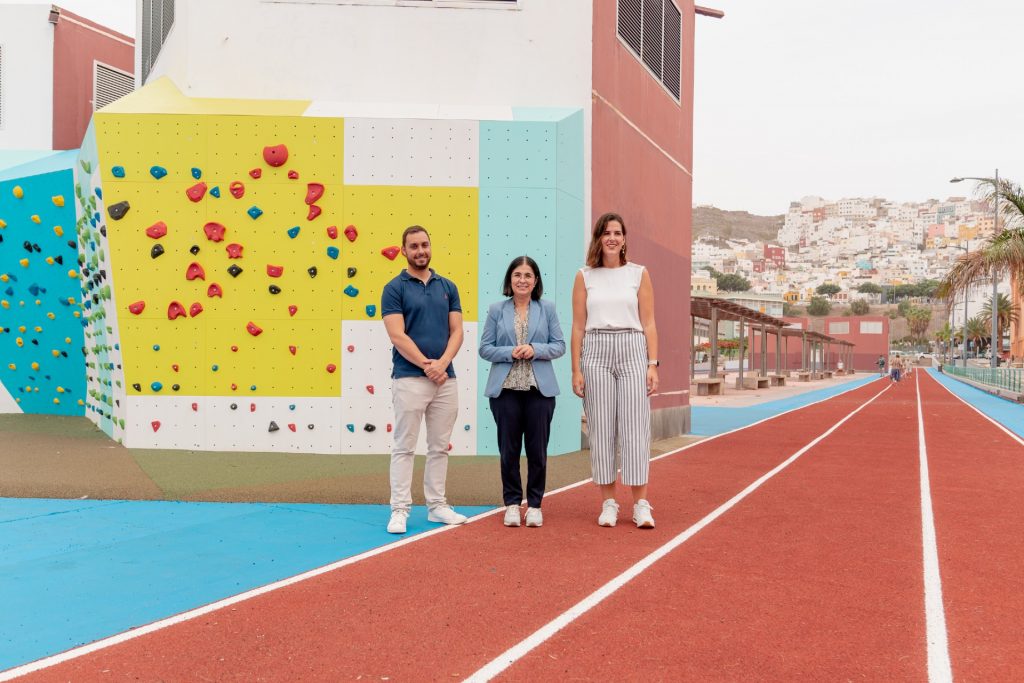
[18,326,25,333]
[51,350,60,357]
[73,311,81,318]
[31,362,40,370]
[0,301,8,309]
[0,274,8,282]
[77,399,84,406]
[30,215,41,224]
[12,186,23,199]
[19,259,29,268]
[7,364,15,370]
[15,338,23,347]
[34,300,40,306]
[0,219,6,228]
[53,225,63,237]
[46,257,55,265]
[66,297,75,304]
[53,398,60,405]
[47,312,55,320]
[34,326,42,333]
[52,195,64,207]
[56,386,65,393]
[67,270,78,279]
[64,337,71,344]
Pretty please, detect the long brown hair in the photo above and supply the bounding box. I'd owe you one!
[586,212,628,268]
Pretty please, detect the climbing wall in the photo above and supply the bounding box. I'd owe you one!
[0,153,87,416]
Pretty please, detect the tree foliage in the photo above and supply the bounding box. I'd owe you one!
[856,282,883,294]
[850,299,870,315]
[807,296,832,316]
[815,283,841,296]
[906,306,932,341]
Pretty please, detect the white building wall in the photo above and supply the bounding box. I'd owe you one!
[0,4,54,150]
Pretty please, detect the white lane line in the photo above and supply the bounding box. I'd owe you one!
[464,382,893,683]
[0,375,881,681]
[915,372,954,683]
[927,370,1024,447]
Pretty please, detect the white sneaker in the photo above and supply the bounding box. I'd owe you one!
[525,507,543,527]
[387,509,409,534]
[427,505,468,525]
[503,505,521,527]
[633,499,655,529]
[598,499,619,527]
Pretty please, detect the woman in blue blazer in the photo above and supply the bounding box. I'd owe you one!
[479,256,566,528]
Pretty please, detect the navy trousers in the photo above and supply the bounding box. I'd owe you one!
[490,388,555,508]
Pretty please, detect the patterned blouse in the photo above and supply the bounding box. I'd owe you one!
[502,307,538,391]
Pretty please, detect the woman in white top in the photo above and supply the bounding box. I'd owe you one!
[571,212,659,529]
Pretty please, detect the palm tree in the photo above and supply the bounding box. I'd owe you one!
[906,306,932,341]
[980,292,1020,355]
[964,316,988,356]
[934,321,953,360]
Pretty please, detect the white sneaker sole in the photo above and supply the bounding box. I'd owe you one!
[504,517,521,527]
[387,523,406,534]
[525,519,542,528]
[598,518,617,527]
[428,512,467,525]
[634,518,655,529]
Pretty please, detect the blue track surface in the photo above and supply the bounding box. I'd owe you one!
[927,368,1024,438]
[0,500,491,671]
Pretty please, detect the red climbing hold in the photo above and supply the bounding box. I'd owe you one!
[204,222,227,242]
[326,364,337,374]
[305,183,324,204]
[186,262,206,281]
[447,443,453,452]
[146,221,168,239]
[250,403,256,413]
[189,302,204,317]
[186,182,208,202]
[231,383,238,391]
[246,321,263,337]
[288,423,297,432]
[346,345,354,352]
[287,170,299,180]
[288,345,297,355]
[381,245,400,260]
[128,301,146,315]
[288,305,298,316]
[366,385,375,395]
[386,424,393,433]
[307,205,322,221]
[191,403,198,412]
[266,264,284,278]
[249,168,262,179]
[225,243,244,258]
[263,144,288,167]
[344,225,358,242]
[168,301,187,320]
[229,181,245,199]
[172,364,180,372]
[231,345,238,352]
[207,283,223,298]
[152,421,161,432]
[327,225,338,239]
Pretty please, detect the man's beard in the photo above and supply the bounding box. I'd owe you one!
[407,255,431,270]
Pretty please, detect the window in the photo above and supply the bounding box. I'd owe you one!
[616,0,682,100]
[94,63,135,111]
[860,321,883,334]
[828,322,850,335]
[140,0,175,85]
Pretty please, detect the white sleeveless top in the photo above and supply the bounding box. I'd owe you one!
[581,262,645,331]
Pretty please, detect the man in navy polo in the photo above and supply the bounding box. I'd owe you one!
[381,225,467,534]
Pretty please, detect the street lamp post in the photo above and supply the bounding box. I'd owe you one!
[951,169,1000,367]
[945,241,969,369]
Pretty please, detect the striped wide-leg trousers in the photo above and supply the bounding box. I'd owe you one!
[581,330,652,486]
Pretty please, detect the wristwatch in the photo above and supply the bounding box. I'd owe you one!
[648,359,660,367]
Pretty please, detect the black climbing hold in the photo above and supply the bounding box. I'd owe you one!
[190,245,200,255]
[172,384,180,391]
[67,240,77,250]
[132,383,141,391]
[22,241,32,253]
[307,424,314,430]
[228,264,243,278]
[347,267,357,278]
[151,244,165,259]
[269,421,280,432]
[307,266,317,278]
[55,255,63,265]
[268,285,281,295]
[364,423,376,432]
[107,201,130,220]
[230,403,238,410]
[100,226,107,237]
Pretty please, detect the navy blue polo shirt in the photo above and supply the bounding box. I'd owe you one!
[381,269,462,379]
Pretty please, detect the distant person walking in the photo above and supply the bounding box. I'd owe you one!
[479,256,565,528]
[381,225,467,534]
[877,355,886,377]
[571,212,659,529]
[889,353,902,383]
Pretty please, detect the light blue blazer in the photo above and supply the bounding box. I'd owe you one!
[479,298,566,398]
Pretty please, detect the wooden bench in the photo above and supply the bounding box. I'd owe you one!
[770,374,787,386]
[796,371,811,382]
[823,370,834,379]
[737,375,770,390]
[693,378,724,396]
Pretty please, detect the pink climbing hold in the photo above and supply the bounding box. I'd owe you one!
[229,181,245,199]
[246,321,263,337]
[344,225,358,242]
[128,301,146,315]
[307,205,322,221]
[287,170,299,180]
[288,424,297,432]
[249,168,262,179]
[186,262,206,281]
[366,385,375,395]
[207,283,223,298]
[191,403,198,412]
[266,264,284,278]
[189,302,204,317]
[346,345,354,352]
[326,364,337,374]
[186,182,208,202]
[305,183,324,204]
[288,345,297,355]
[168,301,187,320]
[381,246,400,261]
[146,221,168,239]
[204,222,227,242]
[263,144,288,167]
[225,243,244,258]
[288,305,298,316]
[152,421,161,432]
[327,225,338,240]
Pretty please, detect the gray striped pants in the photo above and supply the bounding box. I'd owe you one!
[581,330,652,486]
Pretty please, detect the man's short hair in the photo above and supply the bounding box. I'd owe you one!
[402,225,430,247]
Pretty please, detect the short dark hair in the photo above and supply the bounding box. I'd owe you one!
[402,225,430,247]
[502,256,543,301]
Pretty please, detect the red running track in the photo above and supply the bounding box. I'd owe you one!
[8,374,1022,681]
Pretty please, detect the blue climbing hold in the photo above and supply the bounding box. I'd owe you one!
[191,167,202,179]
[344,285,359,298]
[211,364,219,372]
[111,166,125,178]
[464,424,471,431]
[346,424,355,433]
[327,246,339,260]
[151,381,163,392]
[287,226,300,239]
[95,187,103,199]
[209,186,221,198]
[153,344,160,351]
[4,287,12,296]
[289,404,296,411]
[28,284,40,296]
[365,304,377,317]
[248,206,263,220]
[150,166,168,180]
[250,385,257,391]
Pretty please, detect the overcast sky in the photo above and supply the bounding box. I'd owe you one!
[693,1,1024,214]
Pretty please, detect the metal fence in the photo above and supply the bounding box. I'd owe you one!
[944,365,1023,393]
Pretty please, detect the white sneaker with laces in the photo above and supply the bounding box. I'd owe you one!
[525,507,543,527]
[427,505,468,525]
[633,499,655,529]
[503,505,521,527]
[598,499,620,527]
[387,509,409,534]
